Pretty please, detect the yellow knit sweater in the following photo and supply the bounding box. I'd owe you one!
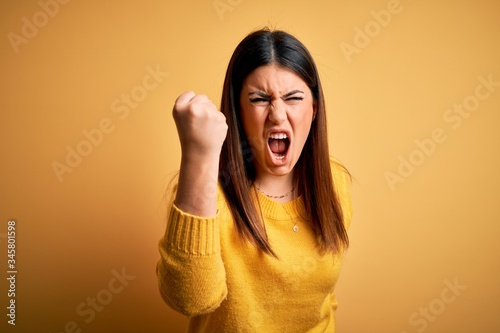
[157,159,352,332]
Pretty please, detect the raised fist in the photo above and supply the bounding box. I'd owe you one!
[172,91,228,158]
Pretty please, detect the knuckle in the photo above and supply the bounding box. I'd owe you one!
[187,104,204,118]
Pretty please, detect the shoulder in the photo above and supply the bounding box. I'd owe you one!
[329,156,350,189]
[329,156,353,229]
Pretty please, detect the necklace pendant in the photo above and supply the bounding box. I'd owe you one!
[293,225,299,232]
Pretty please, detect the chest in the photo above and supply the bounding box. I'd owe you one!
[220,208,343,297]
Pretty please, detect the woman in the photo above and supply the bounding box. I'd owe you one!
[157,28,352,332]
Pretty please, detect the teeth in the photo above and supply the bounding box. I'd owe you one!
[269,133,288,140]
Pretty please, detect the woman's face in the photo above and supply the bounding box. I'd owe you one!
[239,64,316,178]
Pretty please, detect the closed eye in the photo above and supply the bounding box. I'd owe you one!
[250,97,270,105]
[285,96,304,104]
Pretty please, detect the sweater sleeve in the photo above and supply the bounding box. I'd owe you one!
[156,203,227,316]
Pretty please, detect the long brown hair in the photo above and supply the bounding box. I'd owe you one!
[218,28,349,257]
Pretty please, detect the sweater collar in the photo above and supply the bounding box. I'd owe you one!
[255,189,306,221]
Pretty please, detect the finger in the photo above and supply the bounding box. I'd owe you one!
[175,91,196,107]
[190,94,212,105]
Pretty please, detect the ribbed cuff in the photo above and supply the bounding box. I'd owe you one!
[163,204,220,256]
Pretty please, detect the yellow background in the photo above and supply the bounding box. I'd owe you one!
[1,0,499,332]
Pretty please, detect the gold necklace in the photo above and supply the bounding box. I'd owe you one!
[255,185,299,232]
[255,186,295,199]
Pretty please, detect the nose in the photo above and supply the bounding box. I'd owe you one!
[268,100,287,125]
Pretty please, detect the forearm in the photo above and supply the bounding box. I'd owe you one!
[157,204,227,316]
[159,91,228,314]
[171,91,227,217]
[175,152,220,217]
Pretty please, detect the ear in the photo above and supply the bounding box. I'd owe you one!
[312,100,318,121]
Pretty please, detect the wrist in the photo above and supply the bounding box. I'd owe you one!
[175,150,220,217]
[180,148,221,167]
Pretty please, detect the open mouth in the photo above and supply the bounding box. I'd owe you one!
[268,133,290,160]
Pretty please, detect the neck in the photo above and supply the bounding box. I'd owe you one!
[254,172,296,203]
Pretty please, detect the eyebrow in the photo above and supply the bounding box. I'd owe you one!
[282,89,305,98]
[248,91,270,98]
[248,89,305,98]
